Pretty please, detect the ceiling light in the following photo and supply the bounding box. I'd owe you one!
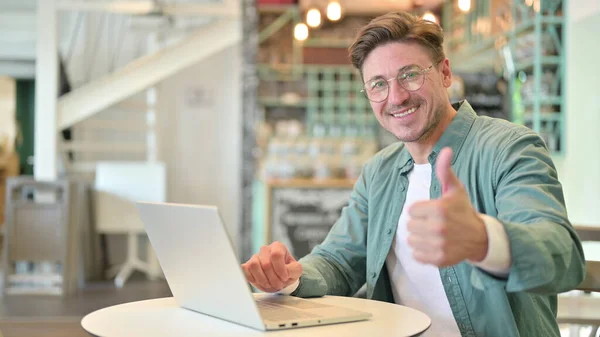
[422,11,437,24]
[306,8,321,28]
[327,1,342,22]
[458,0,471,12]
[294,23,309,41]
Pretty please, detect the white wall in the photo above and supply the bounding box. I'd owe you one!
[157,43,243,253]
[568,0,600,22]
[555,1,600,226]
[0,0,37,78]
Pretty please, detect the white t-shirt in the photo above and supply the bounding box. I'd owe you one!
[385,163,461,336]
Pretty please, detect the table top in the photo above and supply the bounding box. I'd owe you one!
[583,241,600,261]
[580,241,600,290]
[557,241,600,325]
[81,243,600,336]
[82,294,431,337]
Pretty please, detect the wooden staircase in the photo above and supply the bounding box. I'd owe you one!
[57,18,241,177]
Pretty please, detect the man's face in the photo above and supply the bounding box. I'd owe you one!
[361,41,452,143]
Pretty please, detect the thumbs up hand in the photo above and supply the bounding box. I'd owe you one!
[407,147,489,267]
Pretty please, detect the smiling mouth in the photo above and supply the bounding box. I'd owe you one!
[390,105,419,118]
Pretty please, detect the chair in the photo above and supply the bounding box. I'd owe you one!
[94,161,166,288]
[1,177,78,296]
[558,230,600,337]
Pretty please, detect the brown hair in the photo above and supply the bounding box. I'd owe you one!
[349,12,445,76]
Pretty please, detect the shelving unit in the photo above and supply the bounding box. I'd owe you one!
[444,0,566,154]
[257,64,379,138]
[450,71,508,120]
[511,0,565,153]
[304,66,377,138]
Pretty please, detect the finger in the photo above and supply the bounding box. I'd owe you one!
[409,199,451,222]
[241,263,256,284]
[408,199,445,220]
[252,283,278,293]
[407,233,444,251]
[285,261,303,280]
[270,242,290,281]
[412,249,446,266]
[414,217,449,237]
[406,218,438,235]
[407,200,430,219]
[406,218,422,234]
[284,250,297,264]
[247,255,271,289]
[435,147,461,195]
[412,249,435,265]
[414,246,457,267]
[258,247,284,290]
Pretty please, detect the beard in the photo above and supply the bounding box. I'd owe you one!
[384,98,444,143]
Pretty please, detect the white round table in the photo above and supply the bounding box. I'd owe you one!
[582,241,600,262]
[557,241,600,327]
[81,294,431,337]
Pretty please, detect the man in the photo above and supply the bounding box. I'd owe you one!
[242,11,586,336]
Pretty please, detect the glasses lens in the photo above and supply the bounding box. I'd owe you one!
[399,67,425,91]
[364,79,388,102]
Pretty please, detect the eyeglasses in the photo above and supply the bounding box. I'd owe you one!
[361,64,434,103]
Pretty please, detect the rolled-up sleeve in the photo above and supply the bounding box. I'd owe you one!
[491,131,586,294]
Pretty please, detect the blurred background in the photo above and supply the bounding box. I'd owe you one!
[0,0,598,336]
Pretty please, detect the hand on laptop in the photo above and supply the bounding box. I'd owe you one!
[241,241,303,293]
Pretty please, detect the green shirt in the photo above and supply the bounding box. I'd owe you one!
[293,100,586,336]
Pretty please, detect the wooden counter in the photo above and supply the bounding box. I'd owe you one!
[264,178,356,188]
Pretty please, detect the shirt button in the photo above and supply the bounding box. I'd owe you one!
[386,228,392,235]
[371,272,377,279]
[400,185,406,192]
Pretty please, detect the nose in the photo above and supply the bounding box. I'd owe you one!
[387,79,410,105]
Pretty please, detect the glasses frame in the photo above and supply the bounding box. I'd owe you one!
[360,64,434,103]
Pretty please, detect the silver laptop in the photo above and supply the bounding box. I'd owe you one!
[135,202,372,331]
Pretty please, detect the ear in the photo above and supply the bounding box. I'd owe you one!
[440,58,452,88]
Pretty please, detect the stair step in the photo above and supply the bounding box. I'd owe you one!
[65,161,99,173]
[79,120,149,131]
[60,142,146,153]
[107,99,151,114]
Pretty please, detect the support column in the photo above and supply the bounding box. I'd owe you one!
[34,0,59,181]
[240,0,259,261]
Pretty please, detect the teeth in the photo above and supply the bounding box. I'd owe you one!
[392,106,417,118]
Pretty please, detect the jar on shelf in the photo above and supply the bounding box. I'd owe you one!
[343,155,364,181]
[313,155,333,181]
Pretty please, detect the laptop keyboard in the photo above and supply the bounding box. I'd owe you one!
[257,300,322,321]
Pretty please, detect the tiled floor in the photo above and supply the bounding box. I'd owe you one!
[0,277,171,337]
[0,321,90,337]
